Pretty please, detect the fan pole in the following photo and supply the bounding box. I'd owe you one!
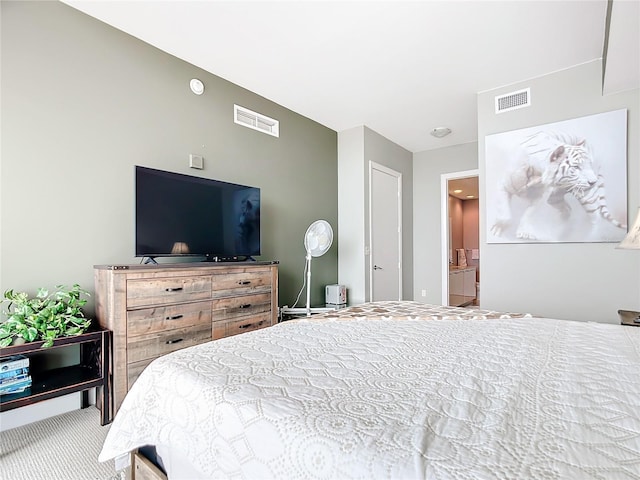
[305,251,312,316]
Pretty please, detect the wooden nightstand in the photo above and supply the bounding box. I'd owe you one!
[618,309,640,327]
[0,329,112,425]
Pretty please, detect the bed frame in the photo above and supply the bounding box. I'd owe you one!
[130,450,167,480]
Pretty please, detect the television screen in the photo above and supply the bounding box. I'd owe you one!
[135,166,260,260]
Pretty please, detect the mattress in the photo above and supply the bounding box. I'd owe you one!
[99,315,640,479]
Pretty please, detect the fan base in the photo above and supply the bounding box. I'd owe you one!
[279,306,337,320]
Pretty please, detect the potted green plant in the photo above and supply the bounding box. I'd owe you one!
[0,284,92,348]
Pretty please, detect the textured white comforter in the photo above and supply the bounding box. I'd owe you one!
[100,317,640,479]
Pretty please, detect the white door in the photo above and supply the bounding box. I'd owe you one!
[370,162,402,301]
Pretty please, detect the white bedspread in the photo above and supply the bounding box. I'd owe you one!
[100,318,640,479]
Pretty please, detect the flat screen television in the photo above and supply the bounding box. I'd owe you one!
[135,166,260,261]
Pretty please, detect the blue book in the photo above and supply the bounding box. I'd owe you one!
[0,373,30,385]
[0,376,32,395]
[0,355,29,372]
[0,367,29,383]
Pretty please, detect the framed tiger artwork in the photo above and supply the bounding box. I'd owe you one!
[485,109,628,244]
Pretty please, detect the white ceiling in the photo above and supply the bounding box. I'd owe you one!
[62,0,639,153]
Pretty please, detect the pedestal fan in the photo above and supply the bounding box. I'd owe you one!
[281,220,334,317]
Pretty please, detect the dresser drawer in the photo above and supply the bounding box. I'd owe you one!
[211,271,272,298]
[211,293,271,322]
[127,358,154,389]
[127,276,212,308]
[127,323,211,364]
[127,301,211,337]
[213,312,271,339]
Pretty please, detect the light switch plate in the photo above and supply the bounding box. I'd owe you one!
[189,154,203,169]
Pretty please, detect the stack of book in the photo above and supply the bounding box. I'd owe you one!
[0,355,32,395]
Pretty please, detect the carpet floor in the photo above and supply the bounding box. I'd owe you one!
[0,407,123,480]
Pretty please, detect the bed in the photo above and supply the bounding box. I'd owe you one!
[99,302,640,479]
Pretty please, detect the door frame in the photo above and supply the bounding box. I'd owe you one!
[369,161,403,301]
[440,169,479,305]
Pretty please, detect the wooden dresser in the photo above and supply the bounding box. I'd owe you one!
[94,261,278,421]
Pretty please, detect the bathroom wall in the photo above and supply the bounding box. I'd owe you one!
[462,199,479,280]
[449,196,463,264]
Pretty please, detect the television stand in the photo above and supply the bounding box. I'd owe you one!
[142,257,158,265]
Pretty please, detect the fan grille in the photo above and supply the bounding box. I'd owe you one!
[304,220,333,257]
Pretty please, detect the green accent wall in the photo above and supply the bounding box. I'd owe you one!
[1,0,338,313]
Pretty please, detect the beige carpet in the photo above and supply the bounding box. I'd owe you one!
[0,407,123,480]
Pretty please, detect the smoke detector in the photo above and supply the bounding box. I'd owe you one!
[430,127,452,138]
[189,78,204,95]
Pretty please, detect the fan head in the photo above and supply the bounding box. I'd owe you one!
[304,220,333,257]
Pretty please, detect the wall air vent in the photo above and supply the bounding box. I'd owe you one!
[234,104,279,137]
[495,88,530,114]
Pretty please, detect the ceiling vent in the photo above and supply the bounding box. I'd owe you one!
[234,104,279,137]
[495,88,530,114]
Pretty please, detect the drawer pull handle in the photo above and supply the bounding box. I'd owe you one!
[166,314,184,320]
[165,287,183,292]
[238,281,251,285]
[166,338,184,345]
[239,320,265,330]
[239,304,252,309]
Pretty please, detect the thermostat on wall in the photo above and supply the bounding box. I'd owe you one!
[189,154,203,169]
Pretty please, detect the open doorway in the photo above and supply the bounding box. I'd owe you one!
[440,170,479,307]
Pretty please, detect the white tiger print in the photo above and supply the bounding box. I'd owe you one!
[490,131,626,240]
[545,139,626,230]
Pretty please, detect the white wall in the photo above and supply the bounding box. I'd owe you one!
[338,127,366,304]
[413,143,478,305]
[478,60,640,322]
[338,126,413,304]
[364,128,414,300]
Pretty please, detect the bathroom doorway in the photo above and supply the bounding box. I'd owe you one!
[440,170,479,307]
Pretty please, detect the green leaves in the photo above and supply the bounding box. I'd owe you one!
[24,326,38,342]
[0,284,92,348]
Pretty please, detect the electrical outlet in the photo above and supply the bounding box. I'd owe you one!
[421,289,427,297]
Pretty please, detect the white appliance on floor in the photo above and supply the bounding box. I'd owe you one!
[325,284,347,305]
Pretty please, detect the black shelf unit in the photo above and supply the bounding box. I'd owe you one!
[0,330,112,425]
